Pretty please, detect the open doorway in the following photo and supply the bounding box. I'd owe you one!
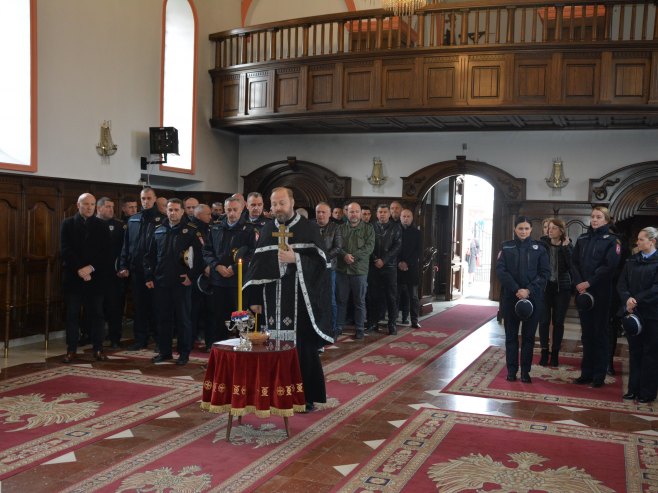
[418,174,494,302]
[462,176,495,299]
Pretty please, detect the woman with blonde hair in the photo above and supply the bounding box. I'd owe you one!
[617,227,658,403]
[571,206,622,388]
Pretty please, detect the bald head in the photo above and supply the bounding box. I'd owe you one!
[77,193,96,219]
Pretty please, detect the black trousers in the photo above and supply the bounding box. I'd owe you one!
[502,297,541,374]
[154,284,192,358]
[398,281,419,324]
[367,266,398,329]
[191,288,212,344]
[104,278,126,344]
[208,286,238,345]
[131,271,156,347]
[65,292,104,352]
[626,318,658,400]
[538,281,570,353]
[578,286,613,382]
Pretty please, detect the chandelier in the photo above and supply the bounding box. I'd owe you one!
[381,0,427,16]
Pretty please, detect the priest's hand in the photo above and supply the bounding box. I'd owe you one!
[278,245,296,264]
[250,305,262,314]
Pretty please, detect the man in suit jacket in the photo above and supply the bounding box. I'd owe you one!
[60,193,112,363]
[397,209,422,328]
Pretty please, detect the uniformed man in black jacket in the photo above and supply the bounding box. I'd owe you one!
[96,197,126,348]
[367,203,402,335]
[118,187,166,350]
[202,196,257,345]
[190,203,213,347]
[397,208,422,328]
[144,198,204,365]
[60,193,112,363]
[571,206,621,387]
[244,192,271,236]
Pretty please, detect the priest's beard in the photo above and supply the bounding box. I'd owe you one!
[274,209,294,223]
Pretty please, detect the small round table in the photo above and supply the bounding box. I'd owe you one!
[200,338,306,441]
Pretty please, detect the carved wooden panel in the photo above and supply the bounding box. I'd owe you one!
[424,64,456,104]
[26,201,56,259]
[563,60,600,101]
[612,60,648,103]
[246,71,272,114]
[344,66,375,108]
[515,61,550,102]
[468,57,505,104]
[0,200,17,260]
[221,81,240,115]
[383,65,415,106]
[308,70,335,108]
[276,73,300,109]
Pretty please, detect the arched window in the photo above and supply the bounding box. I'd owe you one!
[160,0,197,174]
[0,0,37,172]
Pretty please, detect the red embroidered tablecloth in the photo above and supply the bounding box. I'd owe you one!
[201,342,306,418]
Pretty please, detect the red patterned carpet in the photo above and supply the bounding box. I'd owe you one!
[60,306,496,492]
[0,366,200,479]
[442,346,658,415]
[334,409,646,492]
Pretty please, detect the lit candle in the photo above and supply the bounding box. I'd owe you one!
[254,312,258,332]
[237,258,243,311]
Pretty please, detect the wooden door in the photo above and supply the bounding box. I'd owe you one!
[446,175,464,301]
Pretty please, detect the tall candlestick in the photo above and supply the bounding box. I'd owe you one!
[237,258,243,311]
[254,312,258,332]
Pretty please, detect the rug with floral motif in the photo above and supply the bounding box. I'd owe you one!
[0,366,200,480]
[442,346,658,415]
[60,305,497,492]
[332,408,649,492]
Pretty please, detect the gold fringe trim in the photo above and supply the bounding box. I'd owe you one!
[200,401,305,417]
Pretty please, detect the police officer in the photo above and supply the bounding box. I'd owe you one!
[96,197,126,348]
[190,204,213,346]
[496,216,550,383]
[571,206,622,387]
[203,196,257,345]
[244,192,270,236]
[144,198,203,365]
[118,187,166,350]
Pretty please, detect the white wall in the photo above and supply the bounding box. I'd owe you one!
[239,129,658,201]
[31,0,240,193]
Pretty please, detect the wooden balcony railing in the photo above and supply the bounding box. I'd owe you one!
[210,1,658,69]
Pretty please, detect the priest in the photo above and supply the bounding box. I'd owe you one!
[244,187,334,411]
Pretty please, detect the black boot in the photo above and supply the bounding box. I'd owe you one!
[550,350,559,367]
[539,349,549,367]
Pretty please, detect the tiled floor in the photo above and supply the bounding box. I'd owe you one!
[0,297,638,492]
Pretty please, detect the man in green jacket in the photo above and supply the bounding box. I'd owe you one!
[336,202,375,339]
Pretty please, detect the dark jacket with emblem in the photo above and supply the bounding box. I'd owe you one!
[143,220,204,287]
[371,220,402,268]
[102,217,126,273]
[496,236,550,301]
[60,213,112,294]
[119,206,166,274]
[203,216,257,288]
[571,224,621,290]
[617,251,658,320]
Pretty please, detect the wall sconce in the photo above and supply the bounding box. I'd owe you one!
[546,158,569,189]
[367,157,387,186]
[96,121,117,157]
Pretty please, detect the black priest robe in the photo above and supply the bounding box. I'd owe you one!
[243,213,334,405]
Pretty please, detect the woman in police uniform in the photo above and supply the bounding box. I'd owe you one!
[496,216,550,383]
[571,206,621,387]
[617,227,658,403]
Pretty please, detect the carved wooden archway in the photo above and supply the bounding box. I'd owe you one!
[589,161,658,221]
[241,156,352,211]
[402,158,526,301]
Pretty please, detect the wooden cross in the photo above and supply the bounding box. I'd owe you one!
[272,224,293,251]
